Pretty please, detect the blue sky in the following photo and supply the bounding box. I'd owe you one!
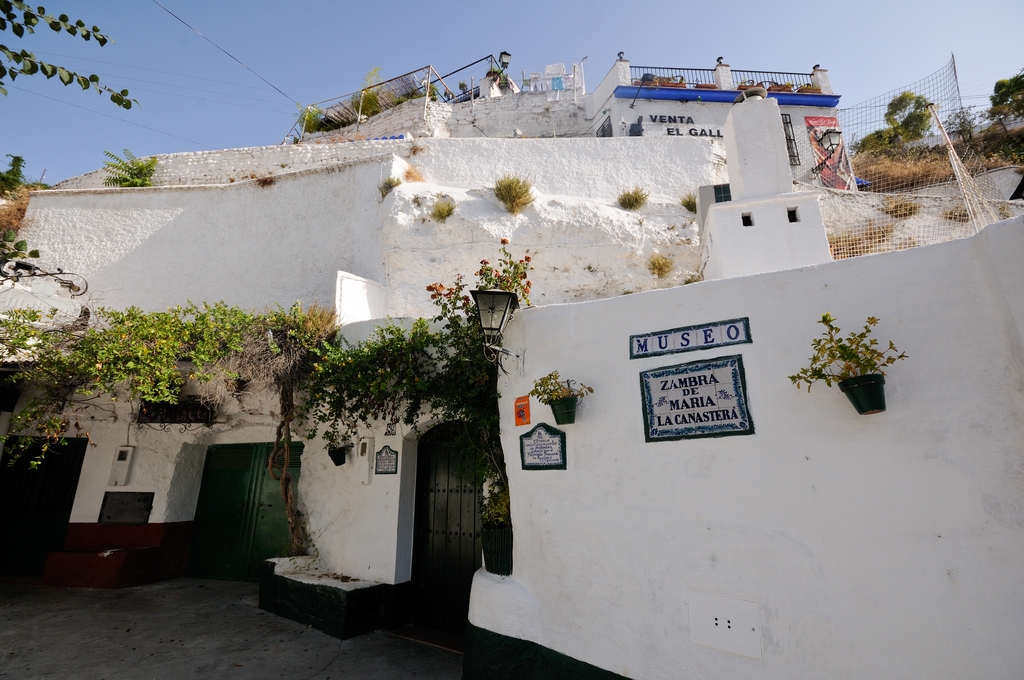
[1,0,1021,184]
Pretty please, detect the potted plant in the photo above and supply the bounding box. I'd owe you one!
[788,314,907,415]
[529,371,594,424]
[480,480,512,576]
[768,82,794,92]
[797,84,822,94]
[736,80,756,90]
[694,82,718,90]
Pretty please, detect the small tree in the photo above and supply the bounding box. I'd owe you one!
[988,70,1024,124]
[855,91,931,153]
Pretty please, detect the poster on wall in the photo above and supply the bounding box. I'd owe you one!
[805,116,854,191]
[520,423,567,470]
[374,445,398,474]
[639,354,753,442]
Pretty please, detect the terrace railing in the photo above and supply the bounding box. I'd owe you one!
[283,65,456,143]
[629,65,813,90]
[630,66,715,87]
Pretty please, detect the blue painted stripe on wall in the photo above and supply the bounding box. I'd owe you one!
[613,86,841,108]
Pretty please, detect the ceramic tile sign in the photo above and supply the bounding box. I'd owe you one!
[630,317,751,359]
[374,445,398,474]
[514,396,531,426]
[640,354,754,442]
[520,423,567,470]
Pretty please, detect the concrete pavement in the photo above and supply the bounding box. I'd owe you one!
[0,578,462,679]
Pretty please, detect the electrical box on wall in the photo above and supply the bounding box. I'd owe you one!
[687,590,762,659]
[108,446,135,486]
[358,437,374,485]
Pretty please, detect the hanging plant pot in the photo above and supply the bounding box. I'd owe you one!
[481,527,513,576]
[548,396,578,425]
[838,374,887,415]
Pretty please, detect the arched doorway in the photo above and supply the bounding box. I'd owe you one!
[410,422,483,636]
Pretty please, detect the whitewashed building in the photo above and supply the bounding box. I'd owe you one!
[5,54,1023,680]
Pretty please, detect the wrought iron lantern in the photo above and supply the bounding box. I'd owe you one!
[498,51,512,70]
[818,128,843,155]
[629,73,655,109]
[470,289,519,347]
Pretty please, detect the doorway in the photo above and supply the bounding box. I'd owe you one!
[410,423,482,636]
[0,439,87,576]
[186,442,302,582]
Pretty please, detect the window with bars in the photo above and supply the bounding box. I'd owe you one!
[596,116,613,138]
[781,114,800,165]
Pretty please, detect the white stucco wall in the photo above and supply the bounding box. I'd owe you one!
[22,138,726,317]
[474,216,1024,679]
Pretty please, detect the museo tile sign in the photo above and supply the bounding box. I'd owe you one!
[630,317,750,359]
[640,354,753,442]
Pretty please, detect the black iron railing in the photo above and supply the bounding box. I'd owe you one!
[629,66,814,91]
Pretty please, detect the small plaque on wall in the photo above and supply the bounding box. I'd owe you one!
[630,317,751,359]
[374,445,398,474]
[98,491,154,525]
[640,354,754,442]
[520,423,567,470]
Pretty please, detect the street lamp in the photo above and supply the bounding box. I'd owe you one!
[498,51,512,71]
[629,73,655,109]
[470,289,519,347]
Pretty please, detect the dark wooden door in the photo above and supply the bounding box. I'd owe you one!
[187,442,301,582]
[0,439,87,575]
[411,423,482,635]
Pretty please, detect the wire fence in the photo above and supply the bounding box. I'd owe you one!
[802,182,1022,260]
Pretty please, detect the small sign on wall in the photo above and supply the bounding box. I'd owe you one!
[374,445,398,474]
[514,396,531,426]
[520,423,566,470]
[631,317,751,359]
[640,354,753,442]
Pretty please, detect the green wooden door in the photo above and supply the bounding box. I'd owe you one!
[411,423,482,635]
[0,439,87,576]
[187,442,302,582]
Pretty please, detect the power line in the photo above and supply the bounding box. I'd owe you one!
[112,84,296,114]
[7,84,215,149]
[151,0,299,106]
[87,72,298,107]
[32,50,316,99]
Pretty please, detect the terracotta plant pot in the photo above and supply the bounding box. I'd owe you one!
[548,397,578,425]
[797,87,822,93]
[838,374,887,415]
[694,83,718,89]
[482,527,513,576]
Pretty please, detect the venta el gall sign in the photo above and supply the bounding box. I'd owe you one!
[647,115,723,138]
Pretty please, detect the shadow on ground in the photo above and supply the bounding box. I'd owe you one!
[0,578,462,679]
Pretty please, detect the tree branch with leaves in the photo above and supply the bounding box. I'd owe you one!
[0,1,135,108]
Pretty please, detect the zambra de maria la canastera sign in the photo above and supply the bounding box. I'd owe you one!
[640,354,753,442]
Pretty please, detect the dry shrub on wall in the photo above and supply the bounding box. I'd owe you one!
[880,196,921,219]
[617,186,649,211]
[0,189,30,232]
[379,176,402,199]
[431,198,456,223]
[680,192,697,213]
[827,220,918,260]
[404,165,425,182]
[943,205,970,223]
[647,253,673,278]
[493,174,534,214]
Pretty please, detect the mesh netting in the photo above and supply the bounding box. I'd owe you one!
[837,56,1012,199]
[799,182,1022,260]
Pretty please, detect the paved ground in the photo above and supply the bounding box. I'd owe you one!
[0,578,463,679]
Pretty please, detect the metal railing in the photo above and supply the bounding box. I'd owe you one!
[629,66,814,91]
[630,66,716,86]
[283,65,456,144]
[731,69,813,89]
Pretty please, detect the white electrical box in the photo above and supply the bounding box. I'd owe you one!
[687,590,762,659]
[358,437,374,485]
[108,446,135,486]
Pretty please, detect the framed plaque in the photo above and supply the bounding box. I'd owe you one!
[519,423,567,470]
[374,445,398,474]
[640,354,754,442]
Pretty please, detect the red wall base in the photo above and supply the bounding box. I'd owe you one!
[43,522,193,589]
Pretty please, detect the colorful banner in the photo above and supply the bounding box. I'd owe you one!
[805,116,854,190]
